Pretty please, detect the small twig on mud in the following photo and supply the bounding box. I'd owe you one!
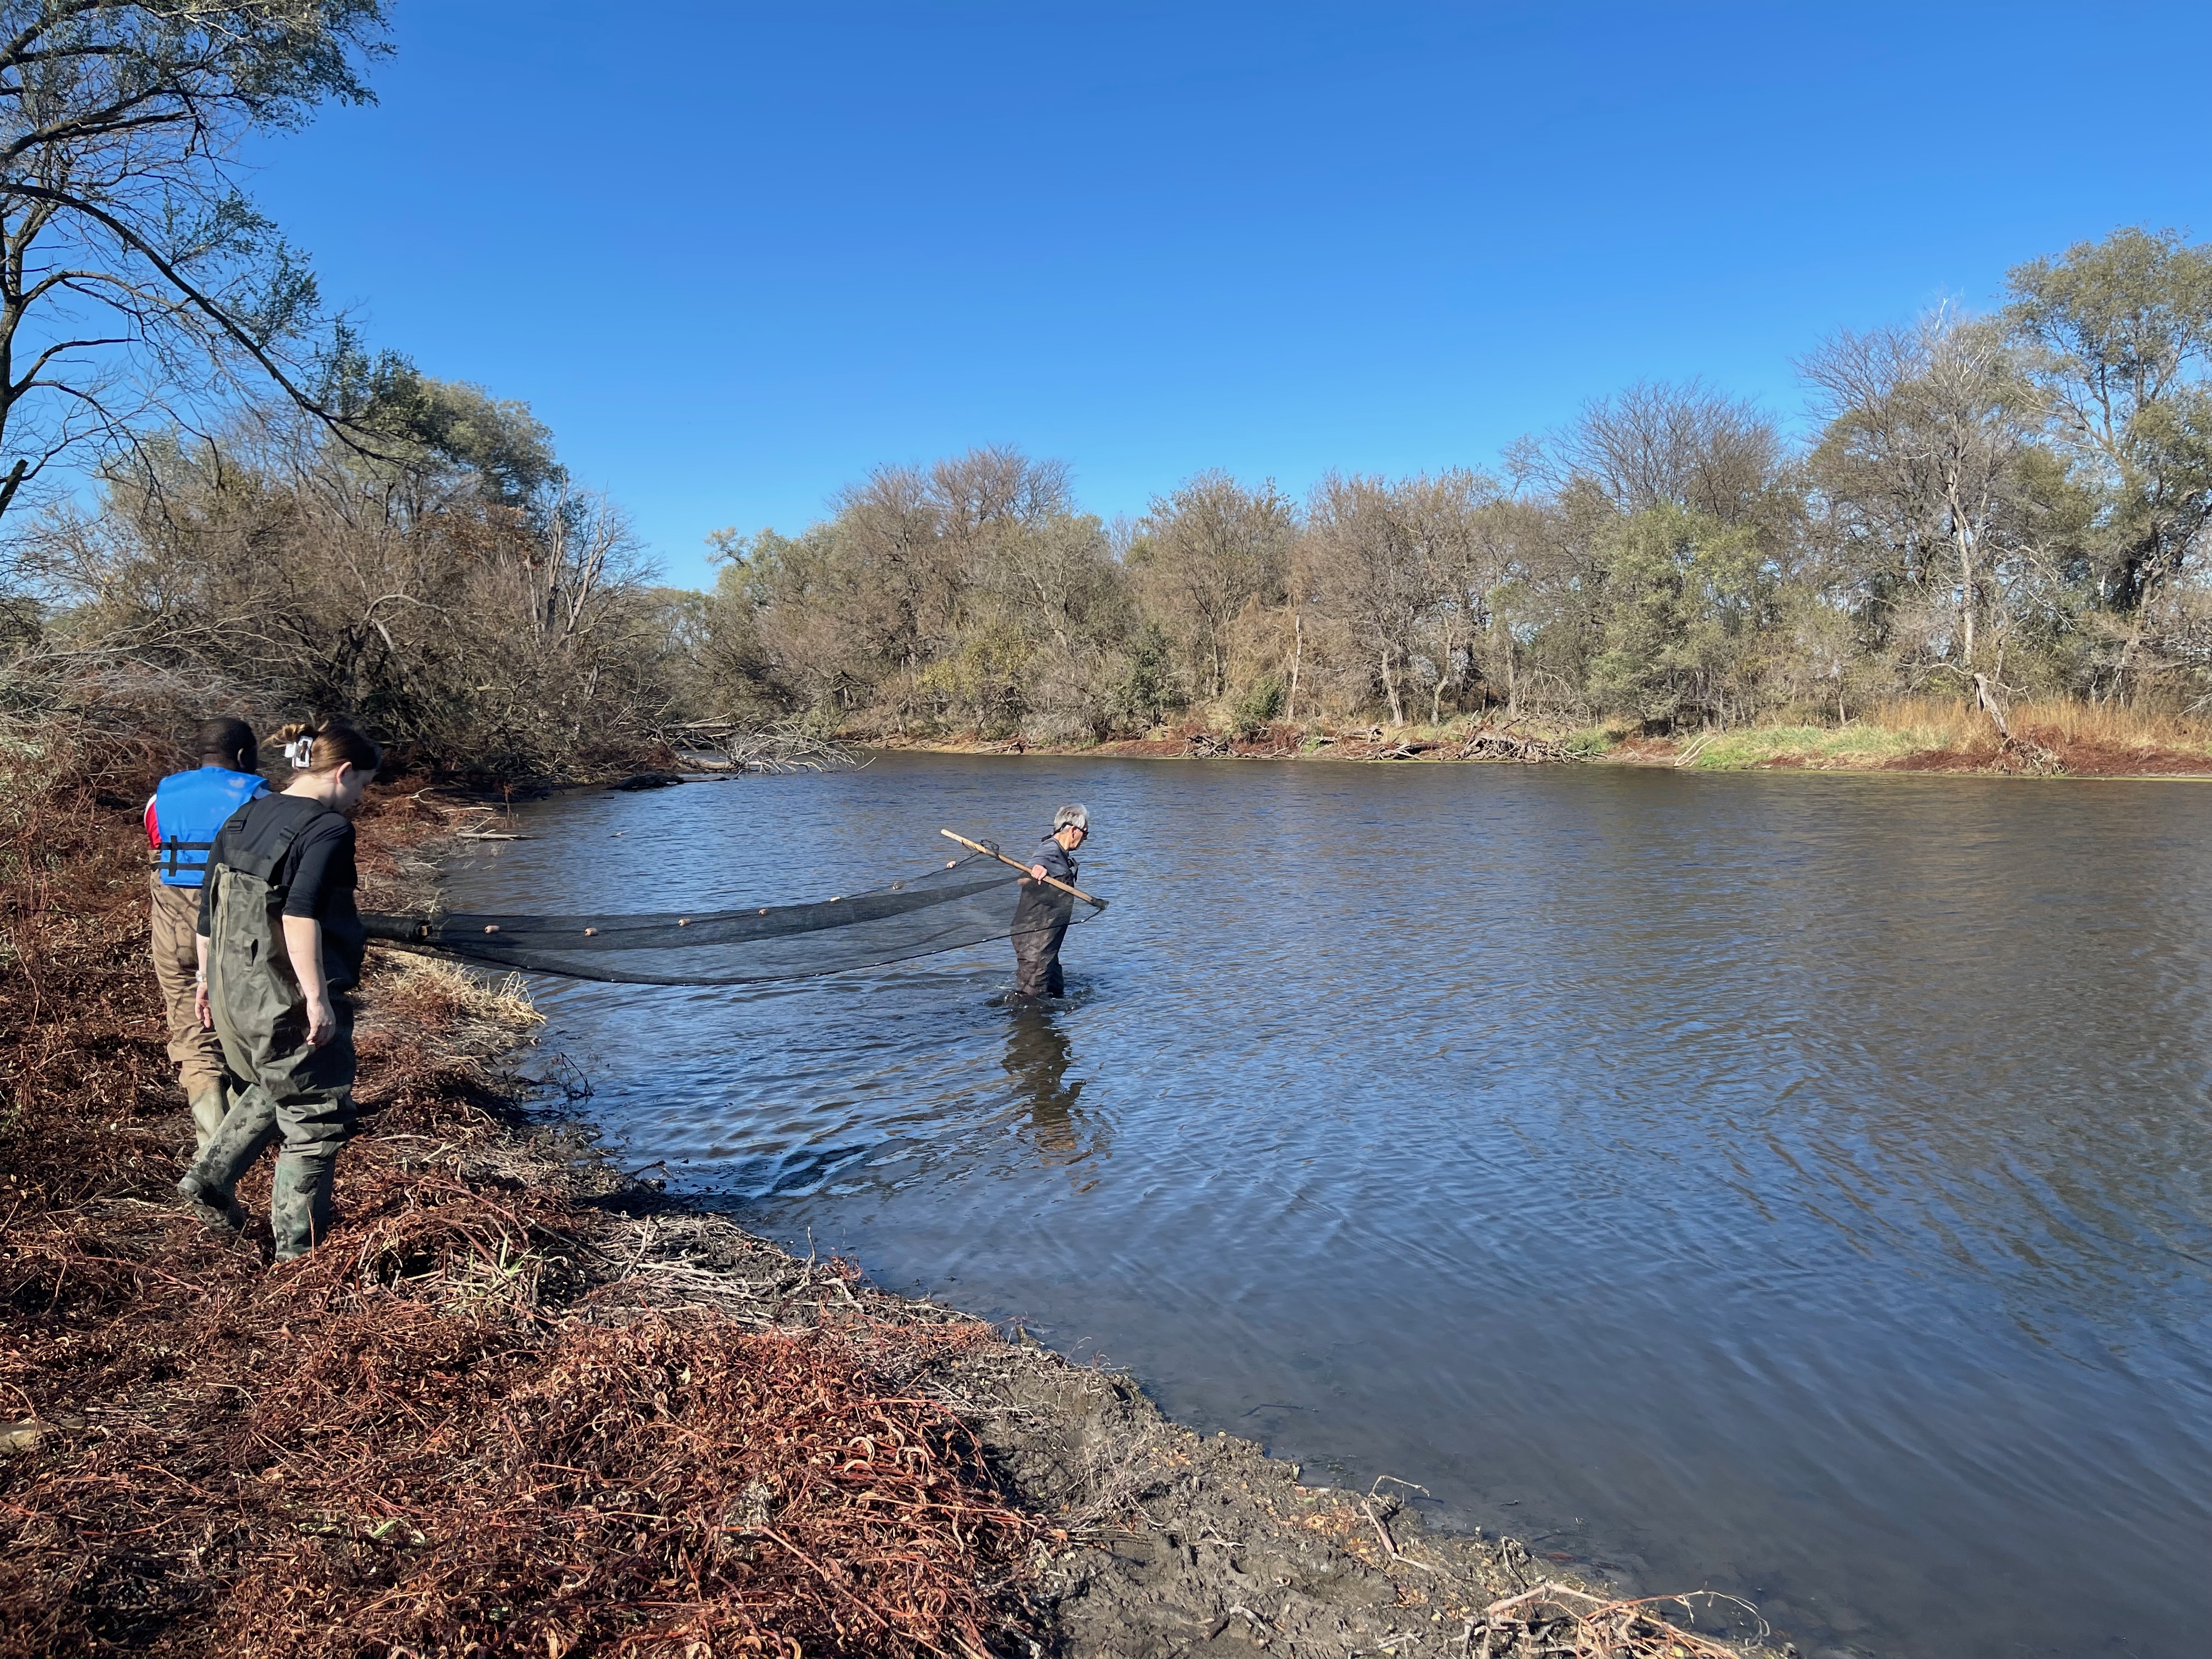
[1484,1581,1607,1617]
[1361,1496,1436,1573]
[618,1216,655,1281]
[1362,1475,1437,1575]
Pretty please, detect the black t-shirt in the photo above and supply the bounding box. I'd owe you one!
[196,793,366,989]
[281,812,358,925]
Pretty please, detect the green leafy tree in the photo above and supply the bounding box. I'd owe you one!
[1589,504,1772,726]
[1803,309,2040,671]
[1108,619,1184,733]
[2006,228,2212,616]
[318,336,564,509]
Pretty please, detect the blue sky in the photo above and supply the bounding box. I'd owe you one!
[243,1,2212,590]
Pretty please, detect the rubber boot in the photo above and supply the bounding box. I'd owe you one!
[188,1084,229,1156]
[188,1086,279,1189]
[179,1084,280,1235]
[176,1168,247,1235]
[270,1152,336,1261]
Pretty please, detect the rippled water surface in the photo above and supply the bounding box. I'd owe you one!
[444,754,2212,1658]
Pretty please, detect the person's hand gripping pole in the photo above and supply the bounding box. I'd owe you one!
[940,829,1108,911]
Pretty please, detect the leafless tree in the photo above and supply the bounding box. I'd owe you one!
[0,2,388,522]
[1804,309,2039,670]
[1397,469,1507,721]
[1136,470,1292,701]
[1305,473,1431,726]
[1551,379,1785,526]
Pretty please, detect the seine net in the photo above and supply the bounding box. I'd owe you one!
[359,849,1101,985]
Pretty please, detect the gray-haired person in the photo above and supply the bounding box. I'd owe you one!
[1009,804,1089,1000]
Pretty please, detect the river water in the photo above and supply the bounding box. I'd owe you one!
[443,753,2212,1658]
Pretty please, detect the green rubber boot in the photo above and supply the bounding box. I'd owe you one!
[188,1085,228,1156]
[176,1169,247,1236]
[270,1153,336,1261]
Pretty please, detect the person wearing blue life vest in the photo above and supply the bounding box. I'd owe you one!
[145,718,267,1154]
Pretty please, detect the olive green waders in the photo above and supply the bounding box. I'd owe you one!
[179,818,356,1260]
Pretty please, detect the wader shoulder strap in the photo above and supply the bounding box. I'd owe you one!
[216,794,340,890]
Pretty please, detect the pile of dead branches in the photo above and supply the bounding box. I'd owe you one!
[664,719,863,774]
[1971,673,2066,775]
[1459,727,1571,764]
[1464,1581,1757,1658]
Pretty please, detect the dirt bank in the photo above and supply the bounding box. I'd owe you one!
[868,715,2212,780]
[2,775,1768,1657]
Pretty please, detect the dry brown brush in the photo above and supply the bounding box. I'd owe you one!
[0,719,1032,1657]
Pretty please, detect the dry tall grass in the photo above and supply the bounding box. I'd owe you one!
[1865,696,2212,753]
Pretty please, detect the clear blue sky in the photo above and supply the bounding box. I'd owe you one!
[242,1,2212,590]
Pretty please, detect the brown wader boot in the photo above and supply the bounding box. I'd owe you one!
[149,876,232,1151]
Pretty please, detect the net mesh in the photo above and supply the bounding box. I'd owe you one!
[360,850,1100,985]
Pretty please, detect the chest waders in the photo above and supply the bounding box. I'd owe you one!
[1009,861,1076,1000]
[178,797,357,1260]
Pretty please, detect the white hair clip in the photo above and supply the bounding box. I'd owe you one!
[286,736,314,769]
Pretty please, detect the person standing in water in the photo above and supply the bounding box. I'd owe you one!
[1009,803,1089,1001]
[144,718,268,1154]
[178,715,379,1260]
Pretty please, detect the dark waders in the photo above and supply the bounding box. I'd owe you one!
[180,805,356,1259]
[1009,886,1073,1000]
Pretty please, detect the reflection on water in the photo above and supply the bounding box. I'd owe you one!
[1002,1007,1105,1169]
[445,755,2212,1659]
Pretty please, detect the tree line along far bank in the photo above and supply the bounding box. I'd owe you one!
[11,225,2212,779]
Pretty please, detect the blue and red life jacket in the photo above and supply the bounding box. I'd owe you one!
[146,766,268,888]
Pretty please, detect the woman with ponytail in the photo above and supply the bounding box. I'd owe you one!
[177,716,381,1260]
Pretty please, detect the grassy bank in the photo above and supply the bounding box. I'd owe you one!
[874,696,2212,778]
[1,739,1765,1657]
